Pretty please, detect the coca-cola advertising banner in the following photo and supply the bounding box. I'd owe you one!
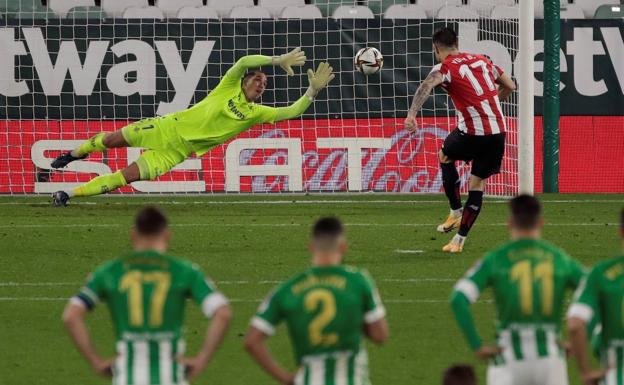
[1,116,622,194]
[0,19,622,119]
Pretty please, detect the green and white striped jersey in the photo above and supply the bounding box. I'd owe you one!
[568,255,624,385]
[453,238,585,363]
[251,264,385,385]
[71,250,229,385]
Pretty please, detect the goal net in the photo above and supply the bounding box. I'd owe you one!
[0,0,522,195]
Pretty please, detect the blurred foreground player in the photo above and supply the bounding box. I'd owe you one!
[443,365,477,385]
[404,27,517,252]
[244,217,388,385]
[567,208,624,385]
[51,48,334,206]
[62,207,231,385]
[450,195,585,385]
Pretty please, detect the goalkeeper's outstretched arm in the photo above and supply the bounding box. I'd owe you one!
[271,62,336,122]
[226,47,307,80]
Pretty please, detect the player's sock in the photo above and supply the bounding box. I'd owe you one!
[71,171,127,198]
[440,162,462,211]
[458,190,483,237]
[71,133,107,158]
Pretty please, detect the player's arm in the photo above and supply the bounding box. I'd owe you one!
[62,276,114,377]
[495,73,516,102]
[361,270,389,344]
[178,269,232,380]
[269,62,335,122]
[567,268,608,384]
[225,47,306,80]
[450,257,502,360]
[404,71,445,132]
[244,290,295,385]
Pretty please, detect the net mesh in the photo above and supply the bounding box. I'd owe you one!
[0,0,520,195]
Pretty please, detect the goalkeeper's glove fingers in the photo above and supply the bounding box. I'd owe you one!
[305,62,335,98]
[274,47,306,76]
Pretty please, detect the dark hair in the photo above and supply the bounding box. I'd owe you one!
[433,27,458,48]
[135,206,168,236]
[442,365,476,385]
[509,194,542,230]
[312,216,344,248]
[243,70,266,83]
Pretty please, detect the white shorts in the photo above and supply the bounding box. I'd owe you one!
[487,356,568,385]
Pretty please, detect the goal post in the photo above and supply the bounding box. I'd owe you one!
[519,0,535,195]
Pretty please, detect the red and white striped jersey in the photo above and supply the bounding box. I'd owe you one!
[430,52,506,136]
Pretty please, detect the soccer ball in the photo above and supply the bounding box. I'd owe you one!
[354,47,384,75]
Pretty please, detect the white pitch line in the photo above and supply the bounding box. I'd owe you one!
[0,222,617,229]
[394,249,425,254]
[0,199,622,206]
[0,278,455,287]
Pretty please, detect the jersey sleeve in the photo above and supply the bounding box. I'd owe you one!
[250,288,283,336]
[252,104,279,125]
[70,265,110,310]
[429,63,451,85]
[452,255,492,303]
[189,264,229,318]
[360,270,386,324]
[567,266,601,323]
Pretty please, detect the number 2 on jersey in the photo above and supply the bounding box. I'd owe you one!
[510,260,554,316]
[305,289,338,346]
[120,271,171,327]
[459,60,496,96]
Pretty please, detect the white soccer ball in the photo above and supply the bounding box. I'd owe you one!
[354,47,384,75]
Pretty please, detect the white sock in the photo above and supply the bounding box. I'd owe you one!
[452,234,466,245]
[451,208,463,217]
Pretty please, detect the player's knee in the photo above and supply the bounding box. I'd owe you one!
[102,131,128,148]
[468,176,486,191]
[121,164,141,184]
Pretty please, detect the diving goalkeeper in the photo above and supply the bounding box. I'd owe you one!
[50,48,335,206]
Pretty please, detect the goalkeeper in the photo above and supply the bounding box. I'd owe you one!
[51,48,335,206]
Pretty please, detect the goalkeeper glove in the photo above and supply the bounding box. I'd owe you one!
[305,62,335,100]
[272,47,306,76]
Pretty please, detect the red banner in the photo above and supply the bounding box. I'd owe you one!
[0,117,621,194]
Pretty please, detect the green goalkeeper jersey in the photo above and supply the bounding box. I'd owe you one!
[168,55,311,156]
[452,238,585,363]
[251,264,385,385]
[72,250,228,385]
[568,255,624,384]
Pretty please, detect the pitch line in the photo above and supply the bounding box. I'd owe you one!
[0,278,455,287]
[0,222,617,229]
[0,199,622,206]
[0,297,489,304]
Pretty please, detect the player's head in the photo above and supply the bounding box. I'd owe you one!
[432,27,459,62]
[131,206,171,252]
[242,70,268,102]
[442,365,476,385]
[508,194,544,238]
[310,216,347,265]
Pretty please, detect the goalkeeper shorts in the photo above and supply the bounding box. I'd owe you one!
[121,116,193,180]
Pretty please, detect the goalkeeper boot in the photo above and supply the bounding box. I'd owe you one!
[52,191,70,207]
[436,209,462,233]
[51,152,86,169]
[442,234,465,253]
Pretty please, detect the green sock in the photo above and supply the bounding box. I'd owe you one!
[71,133,106,157]
[72,171,127,197]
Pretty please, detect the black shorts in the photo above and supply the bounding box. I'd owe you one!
[441,128,506,179]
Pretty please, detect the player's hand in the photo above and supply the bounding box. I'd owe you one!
[474,345,503,361]
[581,369,608,385]
[178,355,209,381]
[404,115,417,132]
[274,47,306,76]
[90,356,115,377]
[306,62,335,94]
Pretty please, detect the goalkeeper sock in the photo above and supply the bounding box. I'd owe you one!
[458,190,483,237]
[440,162,462,210]
[71,133,107,158]
[71,171,127,198]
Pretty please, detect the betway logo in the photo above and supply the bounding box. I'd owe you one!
[0,28,214,115]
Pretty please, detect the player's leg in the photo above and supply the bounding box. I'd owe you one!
[437,129,471,234]
[52,147,186,206]
[50,118,159,169]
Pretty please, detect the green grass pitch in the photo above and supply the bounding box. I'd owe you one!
[1,194,622,385]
